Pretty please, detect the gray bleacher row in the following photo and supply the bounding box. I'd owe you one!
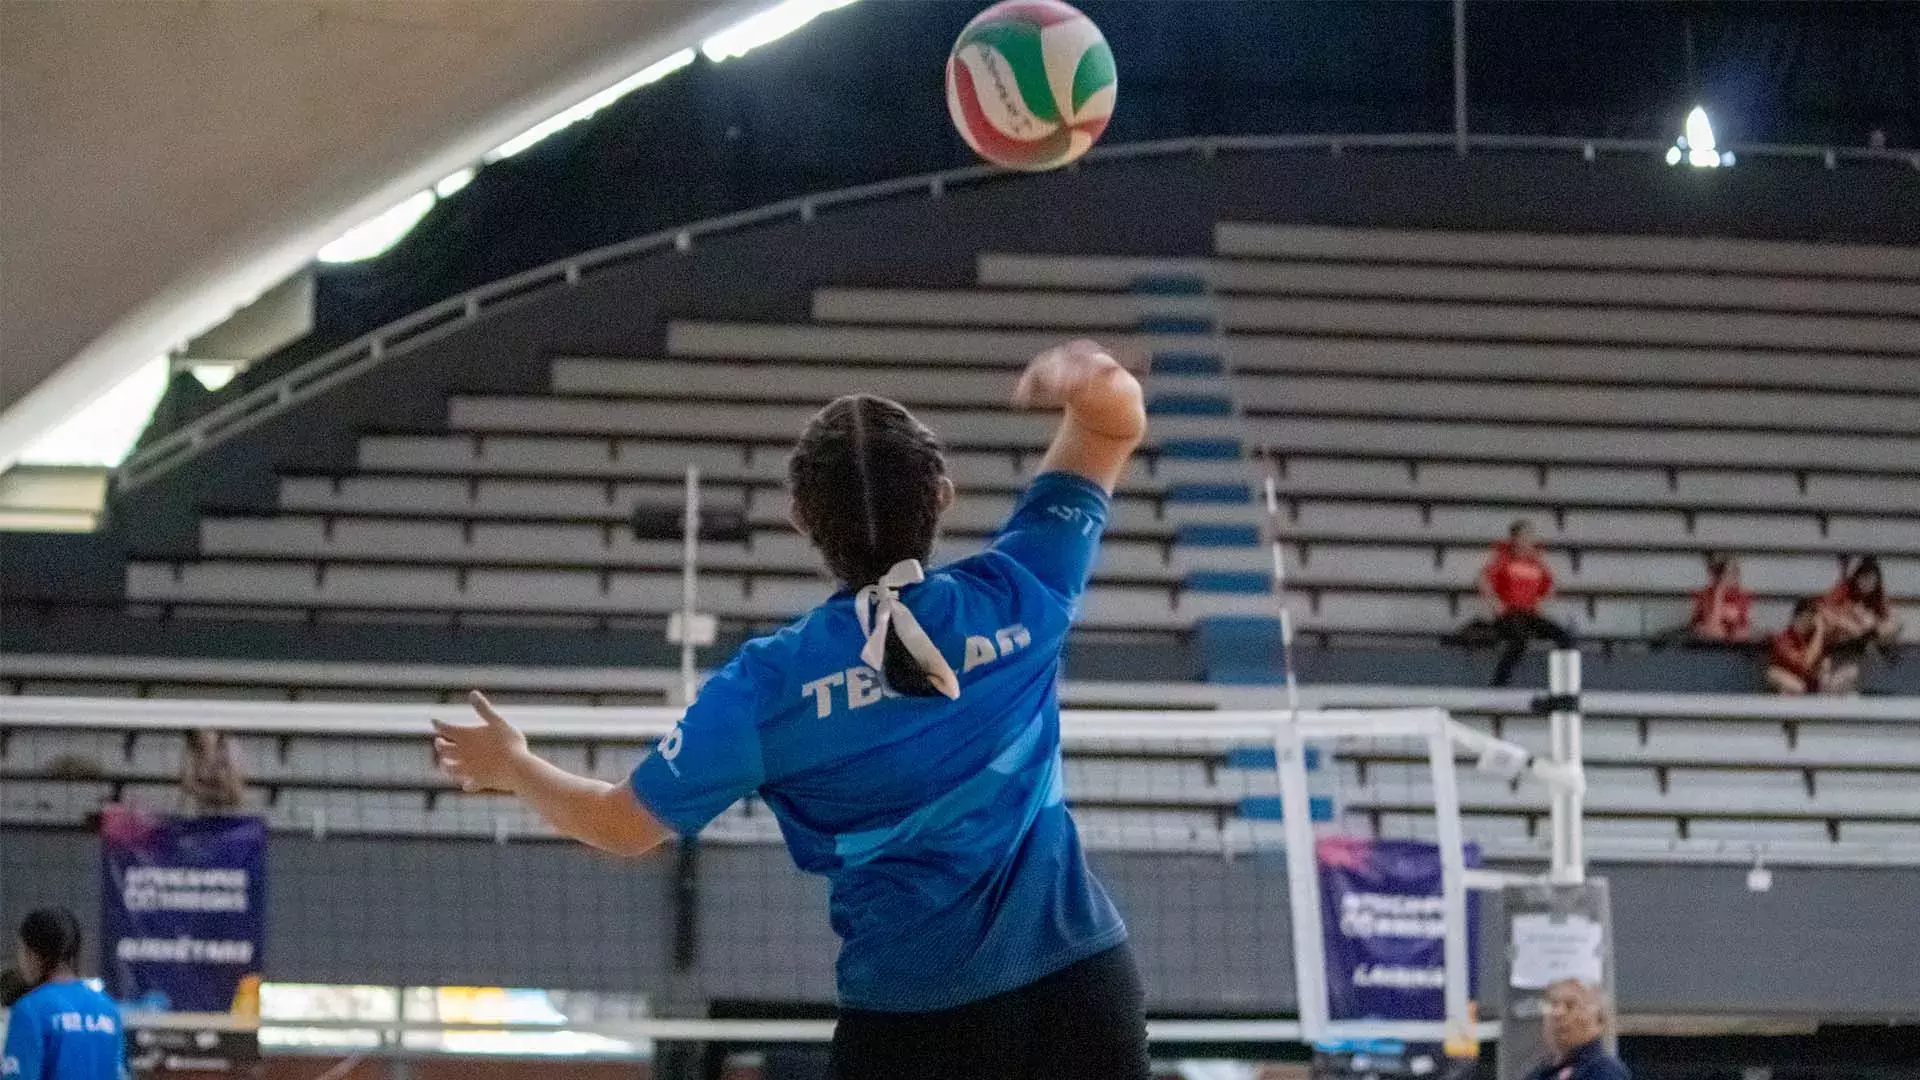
[560,356,1918,437]
[975,252,1920,317]
[1208,223,1920,280]
[190,507,1918,597]
[347,427,1920,551]
[341,428,1920,552]
[669,321,1920,399]
[655,327,1920,473]
[496,354,1920,494]
[809,288,1919,357]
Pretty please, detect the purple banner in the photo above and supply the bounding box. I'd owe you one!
[101,806,266,1013]
[1318,836,1479,1022]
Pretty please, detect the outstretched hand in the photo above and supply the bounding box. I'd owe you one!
[432,690,530,793]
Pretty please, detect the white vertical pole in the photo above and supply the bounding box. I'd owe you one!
[679,465,701,707]
[1426,715,1472,1039]
[1548,649,1585,883]
[1453,0,1469,155]
[1263,473,1303,720]
[1276,723,1329,1039]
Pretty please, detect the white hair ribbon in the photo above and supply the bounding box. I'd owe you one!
[855,558,961,700]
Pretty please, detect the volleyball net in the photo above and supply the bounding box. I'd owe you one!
[0,686,1595,1069]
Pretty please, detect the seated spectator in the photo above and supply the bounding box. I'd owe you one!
[181,728,246,813]
[1820,556,1904,672]
[1470,519,1574,687]
[1767,598,1837,695]
[1688,552,1753,642]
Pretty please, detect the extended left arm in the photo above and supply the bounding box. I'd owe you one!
[433,692,671,857]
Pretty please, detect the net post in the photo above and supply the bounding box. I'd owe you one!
[679,465,701,706]
[1547,649,1585,884]
[1276,718,1330,1039]
[1425,709,1473,1041]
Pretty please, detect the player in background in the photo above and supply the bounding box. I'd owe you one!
[433,339,1152,1079]
[4,907,125,1080]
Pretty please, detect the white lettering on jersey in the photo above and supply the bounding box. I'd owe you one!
[1045,503,1098,536]
[995,624,1032,655]
[656,725,685,776]
[846,665,884,709]
[806,625,1032,714]
[963,636,999,673]
[801,671,846,718]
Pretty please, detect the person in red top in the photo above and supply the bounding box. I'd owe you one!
[1477,519,1574,687]
[1820,556,1903,659]
[1689,552,1753,642]
[1767,598,1830,695]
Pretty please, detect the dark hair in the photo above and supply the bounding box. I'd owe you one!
[1846,556,1888,610]
[1791,597,1821,621]
[1704,550,1731,576]
[18,907,82,985]
[788,394,949,697]
[1508,519,1534,541]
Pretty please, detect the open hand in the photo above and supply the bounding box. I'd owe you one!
[432,691,530,793]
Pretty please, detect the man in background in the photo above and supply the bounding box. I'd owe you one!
[1477,519,1575,686]
[1527,978,1631,1080]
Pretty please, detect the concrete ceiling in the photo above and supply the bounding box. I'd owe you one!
[0,0,760,469]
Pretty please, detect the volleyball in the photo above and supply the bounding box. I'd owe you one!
[945,0,1117,171]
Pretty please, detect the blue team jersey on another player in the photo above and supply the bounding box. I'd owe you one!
[2,980,124,1080]
[631,471,1127,1011]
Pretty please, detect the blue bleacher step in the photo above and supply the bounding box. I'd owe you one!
[1184,571,1272,594]
[1131,274,1209,296]
[1226,746,1322,772]
[1158,438,1242,460]
[1240,795,1336,823]
[1175,523,1261,547]
[1166,482,1253,504]
[1137,314,1216,335]
[1150,351,1225,375]
[1147,394,1233,417]
[1194,615,1287,685]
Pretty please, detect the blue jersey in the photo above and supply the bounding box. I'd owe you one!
[3,980,124,1080]
[632,471,1127,1011]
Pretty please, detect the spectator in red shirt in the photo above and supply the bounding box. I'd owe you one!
[1820,556,1903,669]
[1477,519,1574,687]
[1689,552,1753,642]
[1767,598,1831,695]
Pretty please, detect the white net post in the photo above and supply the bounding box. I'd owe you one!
[1275,718,1330,1037]
[1547,649,1585,884]
[1426,718,1474,1042]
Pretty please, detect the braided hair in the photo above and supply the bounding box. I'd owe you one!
[788,394,949,697]
[18,906,83,986]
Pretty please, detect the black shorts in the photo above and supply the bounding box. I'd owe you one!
[831,943,1151,1080]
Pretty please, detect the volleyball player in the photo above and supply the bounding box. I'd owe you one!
[433,338,1151,1078]
[4,907,125,1080]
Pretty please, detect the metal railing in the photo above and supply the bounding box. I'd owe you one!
[112,132,1920,496]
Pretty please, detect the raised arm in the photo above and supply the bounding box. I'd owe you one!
[433,692,669,857]
[1013,339,1146,494]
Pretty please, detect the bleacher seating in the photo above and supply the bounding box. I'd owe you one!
[117,222,1916,657]
[7,219,1918,869]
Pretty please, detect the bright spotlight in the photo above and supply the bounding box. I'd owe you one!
[1669,106,1733,168]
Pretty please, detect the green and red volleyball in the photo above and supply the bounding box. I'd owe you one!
[945,0,1117,171]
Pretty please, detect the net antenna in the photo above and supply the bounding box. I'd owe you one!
[1258,452,1587,1045]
